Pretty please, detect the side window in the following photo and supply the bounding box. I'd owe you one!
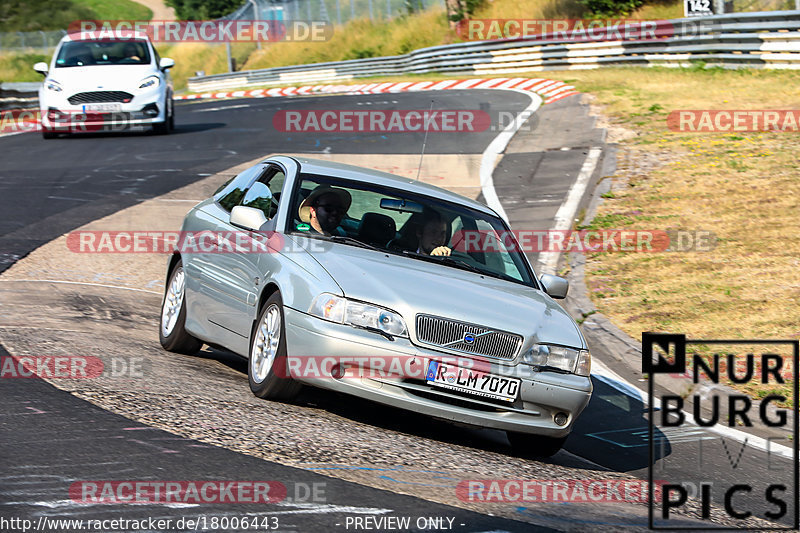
[215,164,265,212]
[240,167,285,220]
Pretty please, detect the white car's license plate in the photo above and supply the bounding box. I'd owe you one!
[83,104,122,112]
[426,360,520,402]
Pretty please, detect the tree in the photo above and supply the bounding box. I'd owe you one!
[166,0,243,20]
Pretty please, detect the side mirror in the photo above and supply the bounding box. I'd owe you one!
[159,58,175,70]
[540,274,569,299]
[230,206,267,232]
[33,62,49,75]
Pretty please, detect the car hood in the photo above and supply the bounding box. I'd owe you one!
[307,242,585,350]
[48,65,157,91]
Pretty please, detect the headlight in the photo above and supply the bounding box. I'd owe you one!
[138,76,160,89]
[522,344,591,376]
[309,294,408,338]
[45,80,62,92]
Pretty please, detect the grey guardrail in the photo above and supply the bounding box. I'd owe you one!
[188,10,800,92]
[0,82,39,111]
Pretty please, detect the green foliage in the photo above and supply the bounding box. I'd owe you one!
[74,0,152,20]
[0,0,96,32]
[578,0,644,17]
[166,0,242,20]
[447,0,486,23]
[0,52,49,81]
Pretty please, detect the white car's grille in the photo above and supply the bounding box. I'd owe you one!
[68,91,133,105]
[415,314,522,360]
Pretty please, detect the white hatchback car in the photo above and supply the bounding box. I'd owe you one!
[34,32,175,138]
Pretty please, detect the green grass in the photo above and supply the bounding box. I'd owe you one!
[73,0,153,20]
[0,53,49,82]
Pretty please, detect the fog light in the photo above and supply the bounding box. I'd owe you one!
[142,103,159,117]
[554,412,569,426]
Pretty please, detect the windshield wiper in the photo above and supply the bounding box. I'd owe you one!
[328,235,383,252]
[401,250,520,282]
[294,232,383,253]
[400,250,485,275]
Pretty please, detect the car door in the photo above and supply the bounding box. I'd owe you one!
[203,164,287,342]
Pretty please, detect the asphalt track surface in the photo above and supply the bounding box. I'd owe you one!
[1,90,795,531]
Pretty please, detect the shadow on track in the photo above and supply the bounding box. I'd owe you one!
[193,346,670,471]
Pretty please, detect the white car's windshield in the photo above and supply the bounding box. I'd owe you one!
[55,39,151,67]
[289,173,537,287]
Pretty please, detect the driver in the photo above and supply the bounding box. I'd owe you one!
[122,43,141,62]
[417,210,451,256]
[298,185,351,236]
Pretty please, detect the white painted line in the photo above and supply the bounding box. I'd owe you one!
[194,103,251,113]
[0,279,161,295]
[536,147,601,275]
[591,358,794,459]
[479,89,542,223]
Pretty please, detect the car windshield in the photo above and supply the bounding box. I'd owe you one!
[55,39,151,67]
[289,173,537,287]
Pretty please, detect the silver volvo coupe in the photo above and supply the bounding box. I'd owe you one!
[159,156,592,457]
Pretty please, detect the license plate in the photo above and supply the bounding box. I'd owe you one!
[426,360,520,402]
[83,104,122,112]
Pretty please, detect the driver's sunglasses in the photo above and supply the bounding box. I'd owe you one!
[315,204,345,214]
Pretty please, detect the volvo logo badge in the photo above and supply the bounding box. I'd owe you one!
[463,333,476,344]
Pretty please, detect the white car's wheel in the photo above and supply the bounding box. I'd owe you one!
[248,292,301,400]
[159,260,202,354]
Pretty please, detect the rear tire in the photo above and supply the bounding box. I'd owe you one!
[159,260,202,354]
[248,292,302,401]
[42,126,56,139]
[507,431,567,458]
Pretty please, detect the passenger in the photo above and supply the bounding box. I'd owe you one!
[298,185,351,236]
[121,43,141,62]
[417,210,451,256]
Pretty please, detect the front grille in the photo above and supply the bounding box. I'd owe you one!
[415,314,522,360]
[68,91,133,105]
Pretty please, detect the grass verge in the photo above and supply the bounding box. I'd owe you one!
[542,67,799,403]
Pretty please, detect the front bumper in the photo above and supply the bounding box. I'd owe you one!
[39,86,167,131]
[284,307,593,437]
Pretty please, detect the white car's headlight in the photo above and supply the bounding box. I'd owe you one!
[45,80,62,92]
[522,344,591,376]
[309,294,408,338]
[138,75,160,89]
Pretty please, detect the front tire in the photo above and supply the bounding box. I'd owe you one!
[153,120,168,135]
[159,260,202,354]
[507,431,567,458]
[248,292,301,401]
[42,126,56,139]
[168,98,175,131]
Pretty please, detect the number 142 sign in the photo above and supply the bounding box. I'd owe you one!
[685,0,715,16]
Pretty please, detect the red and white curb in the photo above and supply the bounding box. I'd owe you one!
[174,78,578,105]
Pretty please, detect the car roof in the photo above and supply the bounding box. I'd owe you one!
[61,31,151,43]
[282,156,497,217]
